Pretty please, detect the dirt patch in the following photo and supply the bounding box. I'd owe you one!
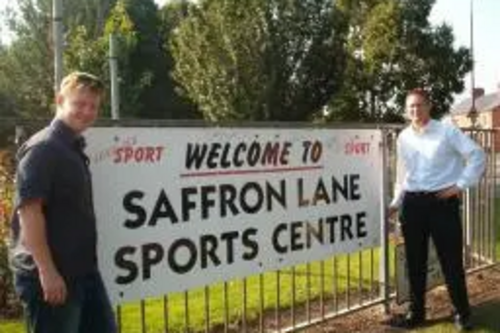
[305,265,500,332]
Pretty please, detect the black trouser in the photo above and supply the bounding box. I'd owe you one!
[400,192,470,318]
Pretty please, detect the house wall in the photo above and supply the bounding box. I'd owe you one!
[492,106,500,151]
[451,111,500,152]
[451,112,492,129]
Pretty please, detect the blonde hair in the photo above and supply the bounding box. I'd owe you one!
[59,71,105,98]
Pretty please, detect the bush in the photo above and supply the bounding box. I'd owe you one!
[0,149,22,318]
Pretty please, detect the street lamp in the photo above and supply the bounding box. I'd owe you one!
[467,0,478,127]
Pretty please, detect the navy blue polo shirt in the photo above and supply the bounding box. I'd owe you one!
[10,120,98,279]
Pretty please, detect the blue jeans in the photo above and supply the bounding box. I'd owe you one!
[14,270,117,333]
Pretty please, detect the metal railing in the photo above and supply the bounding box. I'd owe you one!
[0,119,497,333]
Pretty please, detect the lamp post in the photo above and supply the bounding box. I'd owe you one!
[53,0,63,92]
[467,0,478,127]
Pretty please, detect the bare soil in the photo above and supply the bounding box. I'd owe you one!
[305,265,500,333]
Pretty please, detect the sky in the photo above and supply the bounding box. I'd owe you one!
[430,0,500,102]
[0,0,498,104]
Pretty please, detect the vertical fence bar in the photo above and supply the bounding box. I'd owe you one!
[490,131,496,262]
[291,267,296,328]
[479,132,485,265]
[358,251,363,304]
[276,271,281,332]
[223,282,229,333]
[320,260,325,320]
[242,278,247,333]
[465,184,472,268]
[379,129,390,313]
[488,131,494,263]
[140,300,146,333]
[468,130,477,268]
[488,131,494,262]
[306,263,311,323]
[481,132,487,263]
[163,296,169,333]
[475,134,482,267]
[116,305,122,333]
[184,291,190,333]
[490,130,495,261]
[485,132,492,262]
[480,132,487,263]
[346,254,351,309]
[204,286,210,333]
[486,131,493,263]
[370,248,375,299]
[493,130,498,264]
[259,274,264,333]
[333,256,338,312]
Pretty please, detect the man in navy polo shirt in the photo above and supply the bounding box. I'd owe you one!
[10,72,116,333]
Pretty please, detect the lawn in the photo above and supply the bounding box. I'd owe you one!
[112,250,385,332]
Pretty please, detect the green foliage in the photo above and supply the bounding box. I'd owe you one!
[0,0,54,117]
[171,0,348,121]
[0,145,21,318]
[0,0,474,122]
[327,0,471,122]
[122,0,198,119]
[64,1,140,118]
[0,0,196,120]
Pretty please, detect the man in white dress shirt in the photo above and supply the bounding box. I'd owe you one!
[388,88,485,331]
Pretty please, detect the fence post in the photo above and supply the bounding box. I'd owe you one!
[493,129,498,264]
[379,129,391,314]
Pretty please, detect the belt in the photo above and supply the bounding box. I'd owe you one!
[405,190,440,197]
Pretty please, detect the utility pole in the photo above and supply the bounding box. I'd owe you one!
[109,34,120,120]
[53,0,64,92]
[467,0,478,127]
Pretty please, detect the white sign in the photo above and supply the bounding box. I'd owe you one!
[85,127,383,304]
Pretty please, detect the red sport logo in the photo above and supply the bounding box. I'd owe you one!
[113,145,165,164]
[344,139,370,155]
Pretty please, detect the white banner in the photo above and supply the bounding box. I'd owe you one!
[85,127,383,304]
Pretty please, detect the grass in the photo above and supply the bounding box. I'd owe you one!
[0,321,24,333]
[0,250,384,333]
[1,199,498,333]
[116,250,384,332]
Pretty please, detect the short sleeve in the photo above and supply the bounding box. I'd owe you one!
[16,143,56,207]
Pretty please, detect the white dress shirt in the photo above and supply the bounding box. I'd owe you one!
[390,119,486,208]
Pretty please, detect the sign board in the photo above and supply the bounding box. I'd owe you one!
[395,240,445,304]
[85,127,383,304]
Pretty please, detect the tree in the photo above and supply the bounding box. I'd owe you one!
[0,0,117,117]
[122,0,198,119]
[0,0,197,119]
[326,0,471,122]
[171,0,348,122]
[158,0,201,119]
[0,0,54,117]
[393,0,471,119]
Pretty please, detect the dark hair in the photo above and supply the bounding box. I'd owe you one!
[406,88,430,102]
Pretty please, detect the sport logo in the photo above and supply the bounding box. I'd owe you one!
[114,145,165,164]
[344,137,371,155]
[91,135,165,164]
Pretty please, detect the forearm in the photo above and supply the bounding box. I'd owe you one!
[456,148,486,189]
[18,202,58,275]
